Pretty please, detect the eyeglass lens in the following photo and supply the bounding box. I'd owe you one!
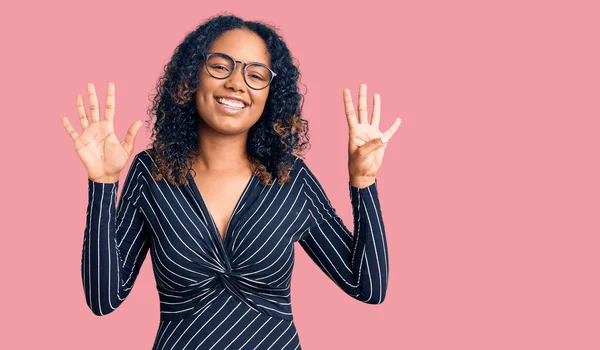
[205,53,272,89]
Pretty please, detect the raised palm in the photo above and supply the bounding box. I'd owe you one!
[345,83,401,180]
[62,83,143,182]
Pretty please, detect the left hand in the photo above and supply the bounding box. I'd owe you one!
[345,83,401,187]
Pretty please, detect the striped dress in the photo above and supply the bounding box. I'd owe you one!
[81,149,388,349]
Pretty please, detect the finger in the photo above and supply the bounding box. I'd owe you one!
[358,135,387,156]
[382,118,402,140]
[76,94,89,129]
[62,117,80,141]
[371,93,381,129]
[87,83,100,122]
[358,83,368,124]
[105,82,116,122]
[343,88,358,129]
[121,120,143,153]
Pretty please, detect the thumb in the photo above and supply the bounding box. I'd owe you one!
[360,136,388,155]
[122,120,143,153]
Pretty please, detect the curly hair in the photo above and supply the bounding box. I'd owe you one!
[143,13,311,187]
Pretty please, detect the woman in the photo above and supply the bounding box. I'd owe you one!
[62,14,400,350]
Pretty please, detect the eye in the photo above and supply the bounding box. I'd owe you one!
[211,65,230,72]
[249,74,265,81]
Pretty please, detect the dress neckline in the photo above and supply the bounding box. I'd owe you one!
[186,169,258,251]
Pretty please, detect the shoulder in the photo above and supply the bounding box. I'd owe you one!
[126,148,155,177]
[290,156,331,198]
[291,154,305,168]
[133,148,157,168]
[292,155,322,183]
[290,155,308,180]
[134,148,154,164]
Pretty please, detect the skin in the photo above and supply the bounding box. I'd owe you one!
[61,29,402,241]
[193,28,271,173]
[191,28,272,239]
[344,84,402,188]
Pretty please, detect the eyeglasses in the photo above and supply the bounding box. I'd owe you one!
[202,52,277,90]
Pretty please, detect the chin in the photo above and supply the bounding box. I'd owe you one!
[205,118,251,136]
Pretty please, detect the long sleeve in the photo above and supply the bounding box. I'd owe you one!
[298,161,389,304]
[81,154,151,316]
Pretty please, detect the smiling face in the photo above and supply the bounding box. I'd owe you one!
[195,28,271,136]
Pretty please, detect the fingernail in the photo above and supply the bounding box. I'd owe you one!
[380,136,388,143]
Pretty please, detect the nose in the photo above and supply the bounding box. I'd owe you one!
[223,63,247,92]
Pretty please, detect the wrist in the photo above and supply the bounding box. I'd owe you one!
[349,176,376,188]
[89,175,120,184]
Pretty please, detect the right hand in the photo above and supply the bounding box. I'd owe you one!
[62,82,143,183]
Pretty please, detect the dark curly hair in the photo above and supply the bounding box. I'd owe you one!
[143,13,311,187]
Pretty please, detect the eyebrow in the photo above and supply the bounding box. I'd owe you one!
[214,52,270,67]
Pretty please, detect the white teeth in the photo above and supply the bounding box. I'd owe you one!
[217,97,245,109]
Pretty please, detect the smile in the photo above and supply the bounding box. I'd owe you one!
[214,97,248,115]
[215,96,247,110]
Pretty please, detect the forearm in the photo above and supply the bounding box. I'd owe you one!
[82,180,126,316]
[349,180,389,304]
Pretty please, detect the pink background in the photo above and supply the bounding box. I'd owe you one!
[3,0,599,349]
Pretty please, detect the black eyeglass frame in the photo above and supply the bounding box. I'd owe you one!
[202,52,278,90]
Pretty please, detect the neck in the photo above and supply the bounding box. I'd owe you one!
[194,124,252,174]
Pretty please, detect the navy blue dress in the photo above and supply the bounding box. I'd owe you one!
[82,149,388,349]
